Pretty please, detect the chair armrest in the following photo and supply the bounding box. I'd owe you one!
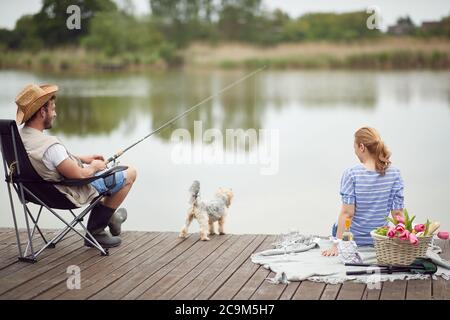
[56,165,128,187]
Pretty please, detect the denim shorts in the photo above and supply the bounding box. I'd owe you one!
[332,222,338,237]
[90,169,127,194]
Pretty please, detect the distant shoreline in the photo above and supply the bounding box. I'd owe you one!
[185,37,450,70]
[1,37,449,72]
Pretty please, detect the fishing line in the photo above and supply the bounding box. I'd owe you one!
[106,66,266,164]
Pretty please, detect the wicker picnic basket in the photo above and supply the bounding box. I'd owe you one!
[370,230,432,266]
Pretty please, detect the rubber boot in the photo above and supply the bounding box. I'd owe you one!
[85,230,121,248]
[108,208,127,236]
[85,203,121,248]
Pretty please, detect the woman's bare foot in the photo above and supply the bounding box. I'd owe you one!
[322,245,339,257]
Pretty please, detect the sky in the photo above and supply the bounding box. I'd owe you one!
[0,0,449,30]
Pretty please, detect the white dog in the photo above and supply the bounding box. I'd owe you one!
[179,180,233,241]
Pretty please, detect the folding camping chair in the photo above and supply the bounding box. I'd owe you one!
[0,119,128,263]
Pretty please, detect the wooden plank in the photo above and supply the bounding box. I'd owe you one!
[250,272,287,300]
[379,280,406,300]
[233,267,270,299]
[0,230,16,243]
[155,235,254,300]
[362,283,381,300]
[0,231,79,276]
[435,239,450,258]
[0,228,78,277]
[152,235,240,300]
[3,232,143,299]
[292,281,325,300]
[0,228,65,247]
[1,230,446,301]
[0,244,11,250]
[170,235,259,300]
[0,234,45,252]
[10,232,146,299]
[0,244,91,297]
[35,232,164,300]
[117,234,212,300]
[0,229,57,257]
[406,280,432,300]
[336,282,366,300]
[0,229,77,253]
[0,244,18,254]
[0,231,27,245]
[0,231,78,274]
[0,230,113,296]
[320,284,341,300]
[432,239,450,300]
[279,282,301,300]
[194,235,266,300]
[432,278,450,300]
[211,235,277,300]
[137,234,236,299]
[55,232,179,300]
[89,233,199,300]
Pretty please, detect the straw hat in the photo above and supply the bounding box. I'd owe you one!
[15,84,58,125]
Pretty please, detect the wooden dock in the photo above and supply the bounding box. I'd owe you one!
[0,228,449,300]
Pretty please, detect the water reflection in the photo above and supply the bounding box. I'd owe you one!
[261,71,377,108]
[50,71,380,141]
[3,70,449,143]
[1,70,450,234]
[52,96,142,136]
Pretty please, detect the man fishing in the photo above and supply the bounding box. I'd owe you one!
[15,84,137,248]
[12,69,262,250]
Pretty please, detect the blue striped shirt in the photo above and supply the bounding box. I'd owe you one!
[340,164,404,246]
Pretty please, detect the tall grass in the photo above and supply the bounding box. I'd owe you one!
[1,38,450,71]
[0,49,167,72]
[219,50,449,70]
[189,37,450,70]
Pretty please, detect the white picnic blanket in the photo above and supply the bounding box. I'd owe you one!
[251,236,450,285]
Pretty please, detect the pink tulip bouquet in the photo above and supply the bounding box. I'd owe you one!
[374,209,448,246]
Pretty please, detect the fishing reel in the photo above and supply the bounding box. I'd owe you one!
[105,149,123,169]
[109,158,120,168]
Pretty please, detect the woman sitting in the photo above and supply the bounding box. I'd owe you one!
[322,127,404,256]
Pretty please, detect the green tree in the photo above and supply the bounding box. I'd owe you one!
[218,0,262,41]
[282,11,382,42]
[150,0,217,47]
[32,0,117,47]
[249,9,291,45]
[5,15,43,50]
[0,29,17,50]
[82,11,164,56]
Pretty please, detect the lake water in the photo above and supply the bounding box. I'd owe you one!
[0,69,449,236]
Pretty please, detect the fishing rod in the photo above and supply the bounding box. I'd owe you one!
[106,66,266,164]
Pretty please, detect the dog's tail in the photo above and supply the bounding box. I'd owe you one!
[189,180,200,206]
